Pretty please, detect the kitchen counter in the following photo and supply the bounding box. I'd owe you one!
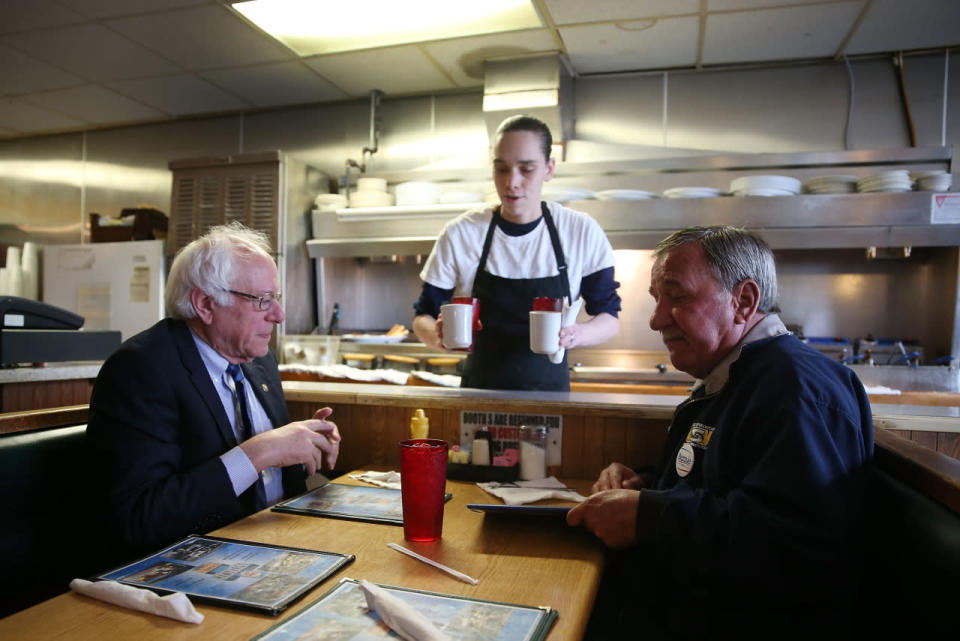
[282,381,960,475]
[0,362,102,384]
[0,362,102,412]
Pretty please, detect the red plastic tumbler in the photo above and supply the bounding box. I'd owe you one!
[399,439,449,541]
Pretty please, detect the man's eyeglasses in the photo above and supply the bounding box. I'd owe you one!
[226,289,282,311]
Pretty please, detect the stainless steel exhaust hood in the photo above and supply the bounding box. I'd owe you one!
[482,52,575,151]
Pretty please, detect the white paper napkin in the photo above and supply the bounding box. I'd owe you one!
[478,476,587,506]
[550,297,584,364]
[359,579,450,641]
[350,470,402,490]
[69,578,204,624]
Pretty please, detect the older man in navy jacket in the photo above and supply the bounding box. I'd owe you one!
[568,226,874,639]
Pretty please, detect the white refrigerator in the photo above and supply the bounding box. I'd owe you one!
[42,240,166,342]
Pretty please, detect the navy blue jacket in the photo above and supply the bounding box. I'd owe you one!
[639,333,874,637]
[87,318,305,557]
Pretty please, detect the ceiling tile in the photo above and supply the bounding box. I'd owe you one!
[21,85,165,123]
[703,3,863,65]
[107,74,249,115]
[707,0,850,9]
[0,23,181,81]
[60,0,211,19]
[0,96,85,132]
[106,4,292,70]
[200,61,347,107]
[0,0,84,33]
[304,47,458,96]
[422,30,559,87]
[844,0,960,55]
[560,16,699,73]
[544,0,700,25]
[0,44,84,95]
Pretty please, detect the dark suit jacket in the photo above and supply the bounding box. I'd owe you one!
[87,318,306,557]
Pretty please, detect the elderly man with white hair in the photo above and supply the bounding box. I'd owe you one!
[88,222,339,557]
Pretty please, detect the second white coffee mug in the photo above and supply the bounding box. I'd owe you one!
[529,310,561,354]
[441,303,474,349]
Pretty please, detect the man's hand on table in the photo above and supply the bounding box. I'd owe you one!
[240,407,341,476]
[567,488,640,549]
[567,462,645,549]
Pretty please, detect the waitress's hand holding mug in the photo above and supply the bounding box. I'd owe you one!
[439,297,481,351]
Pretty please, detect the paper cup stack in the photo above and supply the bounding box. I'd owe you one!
[0,242,40,299]
[349,177,393,208]
[911,170,952,192]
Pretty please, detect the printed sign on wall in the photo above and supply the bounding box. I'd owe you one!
[460,410,562,466]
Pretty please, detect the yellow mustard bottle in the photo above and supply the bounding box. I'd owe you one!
[410,408,429,439]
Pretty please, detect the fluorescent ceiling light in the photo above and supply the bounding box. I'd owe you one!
[232,0,543,56]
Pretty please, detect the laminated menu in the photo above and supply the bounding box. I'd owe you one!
[94,535,353,615]
[251,577,558,641]
[273,482,451,526]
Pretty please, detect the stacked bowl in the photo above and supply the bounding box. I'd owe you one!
[911,170,952,192]
[663,187,725,199]
[857,170,913,193]
[394,181,441,206]
[805,175,859,194]
[729,175,802,197]
[349,177,394,208]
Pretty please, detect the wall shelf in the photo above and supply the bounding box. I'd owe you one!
[307,191,960,257]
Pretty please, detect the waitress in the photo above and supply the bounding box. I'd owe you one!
[412,115,621,391]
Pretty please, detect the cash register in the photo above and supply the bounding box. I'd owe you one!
[0,296,121,365]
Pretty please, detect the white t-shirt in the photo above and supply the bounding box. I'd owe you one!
[420,202,615,301]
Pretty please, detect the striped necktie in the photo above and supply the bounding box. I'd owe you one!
[226,363,267,509]
[226,364,252,442]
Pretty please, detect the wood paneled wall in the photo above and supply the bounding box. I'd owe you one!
[287,400,671,481]
[0,380,93,413]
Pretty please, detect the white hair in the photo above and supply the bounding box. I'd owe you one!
[164,222,274,320]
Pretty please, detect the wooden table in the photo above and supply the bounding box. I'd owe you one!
[0,472,604,640]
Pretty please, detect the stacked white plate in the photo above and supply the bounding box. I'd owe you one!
[805,175,859,194]
[542,186,595,202]
[438,190,484,204]
[857,170,913,193]
[394,181,441,206]
[595,189,658,200]
[911,170,952,192]
[729,175,802,197]
[349,176,394,208]
[663,187,725,199]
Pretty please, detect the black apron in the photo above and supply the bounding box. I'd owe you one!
[460,203,572,391]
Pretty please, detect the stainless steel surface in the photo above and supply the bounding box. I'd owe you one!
[483,53,574,146]
[570,366,693,385]
[849,365,960,393]
[308,190,960,258]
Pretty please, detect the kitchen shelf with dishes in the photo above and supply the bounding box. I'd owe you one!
[306,146,956,258]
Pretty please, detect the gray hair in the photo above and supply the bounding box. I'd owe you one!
[654,225,780,313]
[165,222,274,320]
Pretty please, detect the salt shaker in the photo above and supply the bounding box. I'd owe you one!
[519,425,547,480]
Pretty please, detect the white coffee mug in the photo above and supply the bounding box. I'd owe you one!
[441,303,474,349]
[529,310,561,354]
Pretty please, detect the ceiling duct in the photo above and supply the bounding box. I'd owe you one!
[482,53,574,156]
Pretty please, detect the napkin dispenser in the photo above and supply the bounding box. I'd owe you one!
[0,296,121,365]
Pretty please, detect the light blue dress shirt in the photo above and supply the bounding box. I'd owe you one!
[190,330,283,505]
